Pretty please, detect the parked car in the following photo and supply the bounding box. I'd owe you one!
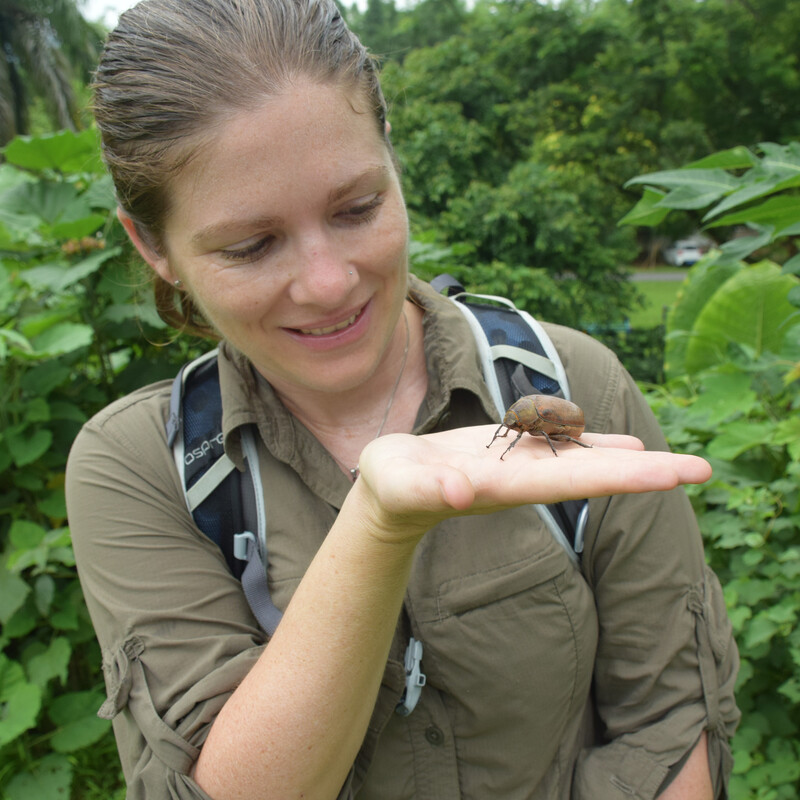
[664,238,708,267]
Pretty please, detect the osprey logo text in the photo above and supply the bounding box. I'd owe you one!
[184,432,224,465]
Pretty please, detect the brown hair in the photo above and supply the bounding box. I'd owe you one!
[93,0,389,337]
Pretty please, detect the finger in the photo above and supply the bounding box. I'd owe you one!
[571,432,644,450]
[472,448,711,507]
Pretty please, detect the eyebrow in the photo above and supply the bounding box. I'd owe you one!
[190,215,282,247]
[190,165,392,247]
[328,165,391,203]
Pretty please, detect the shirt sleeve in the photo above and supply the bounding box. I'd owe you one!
[550,328,740,799]
[66,391,268,800]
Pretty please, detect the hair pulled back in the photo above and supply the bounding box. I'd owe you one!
[93,0,388,336]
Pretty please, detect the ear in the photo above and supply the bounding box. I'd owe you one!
[116,208,177,285]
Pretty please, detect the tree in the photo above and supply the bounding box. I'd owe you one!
[0,0,102,146]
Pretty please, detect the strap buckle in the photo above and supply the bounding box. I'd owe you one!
[395,637,426,716]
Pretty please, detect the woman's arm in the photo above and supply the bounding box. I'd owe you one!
[659,732,713,800]
[191,426,712,800]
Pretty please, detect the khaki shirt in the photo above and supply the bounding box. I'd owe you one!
[66,276,739,799]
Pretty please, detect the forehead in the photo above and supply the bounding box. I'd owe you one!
[164,80,390,229]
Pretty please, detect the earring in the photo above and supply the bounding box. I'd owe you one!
[348,271,354,276]
[174,279,182,288]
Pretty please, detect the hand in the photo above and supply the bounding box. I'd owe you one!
[355,426,711,543]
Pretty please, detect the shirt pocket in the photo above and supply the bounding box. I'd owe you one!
[99,635,201,774]
[435,545,568,618]
[418,545,596,791]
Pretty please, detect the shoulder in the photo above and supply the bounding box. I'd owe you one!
[538,322,662,444]
[72,380,174,457]
[66,380,178,510]
[539,321,623,384]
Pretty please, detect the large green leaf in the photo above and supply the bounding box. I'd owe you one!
[707,195,800,231]
[4,754,73,800]
[26,637,71,688]
[0,163,36,192]
[6,181,105,241]
[781,253,800,275]
[625,167,739,194]
[20,248,120,294]
[31,322,94,357]
[717,227,774,263]
[759,141,800,177]
[706,420,776,460]
[664,259,744,378]
[0,565,31,623]
[0,328,34,360]
[684,262,800,374]
[703,174,800,222]
[688,371,757,426]
[5,426,54,467]
[656,185,726,210]
[618,186,670,227]
[686,146,760,171]
[0,206,41,245]
[9,519,47,549]
[0,655,42,747]
[48,691,111,753]
[3,130,104,174]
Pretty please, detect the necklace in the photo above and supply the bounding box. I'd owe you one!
[347,308,410,481]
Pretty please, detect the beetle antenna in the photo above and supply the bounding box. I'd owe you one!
[486,423,510,449]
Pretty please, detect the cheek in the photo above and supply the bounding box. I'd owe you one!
[372,210,409,272]
[189,270,280,327]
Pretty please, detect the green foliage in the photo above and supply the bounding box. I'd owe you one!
[377,0,800,325]
[0,130,202,799]
[646,351,800,800]
[624,142,800,267]
[629,142,800,797]
[623,142,800,379]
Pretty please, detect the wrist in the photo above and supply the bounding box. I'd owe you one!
[343,475,432,550]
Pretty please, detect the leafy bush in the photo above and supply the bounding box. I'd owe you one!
[626,142,800,799]
[647,349,800,799]
[0,130,201,799]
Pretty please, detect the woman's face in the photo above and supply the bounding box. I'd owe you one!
[145,80,410,397]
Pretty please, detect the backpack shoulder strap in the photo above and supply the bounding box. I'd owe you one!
[167,350,282,635]
[431,275,590,562]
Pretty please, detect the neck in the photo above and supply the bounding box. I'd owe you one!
[273,301,427,469]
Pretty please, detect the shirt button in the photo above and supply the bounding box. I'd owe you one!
[425,725,445,746]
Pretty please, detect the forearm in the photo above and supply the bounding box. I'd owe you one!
[658,732,713,800]
[192,480,422,800]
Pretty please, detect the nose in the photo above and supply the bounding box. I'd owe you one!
[288,230,354,307]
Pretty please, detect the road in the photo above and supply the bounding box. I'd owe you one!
[631,270,686,282]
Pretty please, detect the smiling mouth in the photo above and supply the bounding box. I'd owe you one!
[296,310,359,336]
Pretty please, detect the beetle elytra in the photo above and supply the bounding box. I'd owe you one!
[487,395,592,460]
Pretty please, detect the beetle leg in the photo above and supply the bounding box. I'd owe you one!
[550,434,593,450]
[535,429,560,457]
[486,423,511,449]
[499,430,526,460]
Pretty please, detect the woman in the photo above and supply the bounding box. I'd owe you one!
[65,1,739,798]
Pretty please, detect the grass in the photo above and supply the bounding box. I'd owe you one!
[628,270,686,329]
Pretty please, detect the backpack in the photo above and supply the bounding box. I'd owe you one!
[165,277,589,710]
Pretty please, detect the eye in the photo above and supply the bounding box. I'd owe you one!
[219,235,274,262]
[338,194,384,225]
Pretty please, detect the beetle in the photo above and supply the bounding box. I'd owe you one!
[486,395,593,460]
